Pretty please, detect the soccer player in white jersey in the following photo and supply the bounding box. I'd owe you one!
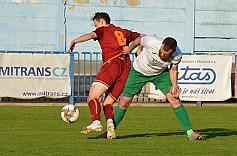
[98,35,205,140]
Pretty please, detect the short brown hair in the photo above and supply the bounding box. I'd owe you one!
[92,12,111,24]
[162,37,177,52]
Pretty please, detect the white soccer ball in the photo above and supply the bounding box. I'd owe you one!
[61,104,80,123]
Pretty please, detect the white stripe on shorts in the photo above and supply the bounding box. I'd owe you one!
[92,82,108,89]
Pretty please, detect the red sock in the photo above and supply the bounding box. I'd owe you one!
[88,98,101,122]
[103,104,114,121]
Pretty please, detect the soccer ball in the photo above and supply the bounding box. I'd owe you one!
[61,104,80,123]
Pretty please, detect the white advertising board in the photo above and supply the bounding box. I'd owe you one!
[149,55,232,101]
[0,53,71,99]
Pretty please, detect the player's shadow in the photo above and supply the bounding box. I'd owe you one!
[116,128,237,140]
[88,128,237,140]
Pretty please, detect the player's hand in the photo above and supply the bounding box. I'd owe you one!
[170,85,180,98]
[123,46,131,54]
[68,40,76,52]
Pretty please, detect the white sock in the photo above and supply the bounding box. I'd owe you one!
[93,120,101,124]
[107,118,113,123]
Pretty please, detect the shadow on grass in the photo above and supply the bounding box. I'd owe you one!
[88,128,237,140]
[200,128,237,139]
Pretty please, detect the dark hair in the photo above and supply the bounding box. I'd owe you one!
[162,37,177,52]
[92,12,111,24]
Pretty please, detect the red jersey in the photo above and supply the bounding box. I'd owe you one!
[93,24,140,62]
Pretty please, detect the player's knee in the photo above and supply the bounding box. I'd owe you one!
[119,102,129,109]
[119,97,132,109]
[170,99,182,108]
[87,96,98,103]
[87,91,103,102]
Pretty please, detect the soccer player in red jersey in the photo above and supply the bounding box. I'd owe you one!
[68,12,140,139]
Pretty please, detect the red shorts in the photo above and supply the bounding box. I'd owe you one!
[94,57,131,101]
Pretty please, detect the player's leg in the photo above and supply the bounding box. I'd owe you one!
[114,67,148,128]
[166,94,193,133]
[166,93,205,140]
[80,61,116,135]
[80,83,107,134]
[154,71,205,140]
[103,95,117,139]
[97,58,128,139]
[102,59,131,139]
[96,67,147,139]
[153,71,193,135]
[114,96,133,127]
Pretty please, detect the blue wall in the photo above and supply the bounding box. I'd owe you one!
[0,0,236,54]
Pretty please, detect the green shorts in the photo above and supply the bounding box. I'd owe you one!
[122,67,172,98]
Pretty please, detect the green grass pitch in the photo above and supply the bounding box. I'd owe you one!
[0,105,236,155]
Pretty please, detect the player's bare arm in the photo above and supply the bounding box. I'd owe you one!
[135,45,143,56]
[169,64,180,98]
[123,36,142,54]
[68,32,97,52]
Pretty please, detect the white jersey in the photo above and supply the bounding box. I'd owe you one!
[133,36,182,76]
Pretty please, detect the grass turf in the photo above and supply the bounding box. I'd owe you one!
[0,105,236,156]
